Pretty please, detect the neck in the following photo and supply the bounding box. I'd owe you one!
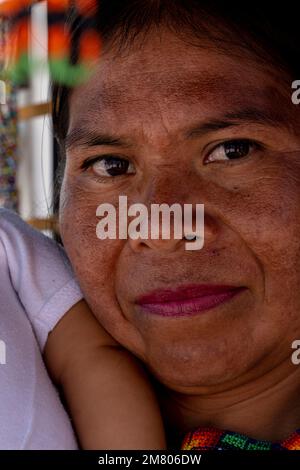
[156,359,300,447]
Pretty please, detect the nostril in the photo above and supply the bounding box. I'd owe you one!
[184,234,202,241]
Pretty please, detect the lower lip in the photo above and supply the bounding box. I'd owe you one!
[137,288,246,317]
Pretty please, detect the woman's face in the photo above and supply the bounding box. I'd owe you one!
[59,28,300,392]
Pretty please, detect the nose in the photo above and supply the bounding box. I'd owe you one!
[129,211,218,253]
[128,179,218,254]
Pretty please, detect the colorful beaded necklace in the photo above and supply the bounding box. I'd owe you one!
[181,427,300,451]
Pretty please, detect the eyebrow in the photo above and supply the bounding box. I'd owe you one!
[185,107,287,138]
[65,128,132,151]
[65,106,287,150]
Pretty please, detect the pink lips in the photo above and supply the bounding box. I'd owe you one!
[136,284,246,317]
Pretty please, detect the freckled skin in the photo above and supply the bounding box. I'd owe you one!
[59,28,300,439]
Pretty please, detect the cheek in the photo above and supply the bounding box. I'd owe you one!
[58,177,141,341]
[242,175,300,274]
[59,177,115,287]
[217,160,300,318]
[211,156,300,257]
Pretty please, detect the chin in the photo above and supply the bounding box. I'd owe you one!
[143,347,249,392]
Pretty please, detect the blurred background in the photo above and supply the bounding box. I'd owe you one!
[1,1,57,233]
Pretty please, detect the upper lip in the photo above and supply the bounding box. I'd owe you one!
[136,284,246,305]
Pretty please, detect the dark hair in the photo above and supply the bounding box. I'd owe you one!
[52,0,300,205]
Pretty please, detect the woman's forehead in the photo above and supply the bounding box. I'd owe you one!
[69,78,293,143]
[68,31,294,137]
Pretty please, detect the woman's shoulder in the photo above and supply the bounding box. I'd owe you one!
[0,207,83,350]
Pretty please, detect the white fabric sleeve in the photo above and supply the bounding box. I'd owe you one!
[0,208,83,351]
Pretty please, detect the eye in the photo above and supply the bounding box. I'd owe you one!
[204,139,258,164]
[83,156,135,177]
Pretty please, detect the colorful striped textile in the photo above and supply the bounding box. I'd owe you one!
[0,0,101,85]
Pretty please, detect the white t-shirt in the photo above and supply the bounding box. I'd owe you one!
[0,208,83,449]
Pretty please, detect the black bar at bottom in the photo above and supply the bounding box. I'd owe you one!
[0,451,299,468]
